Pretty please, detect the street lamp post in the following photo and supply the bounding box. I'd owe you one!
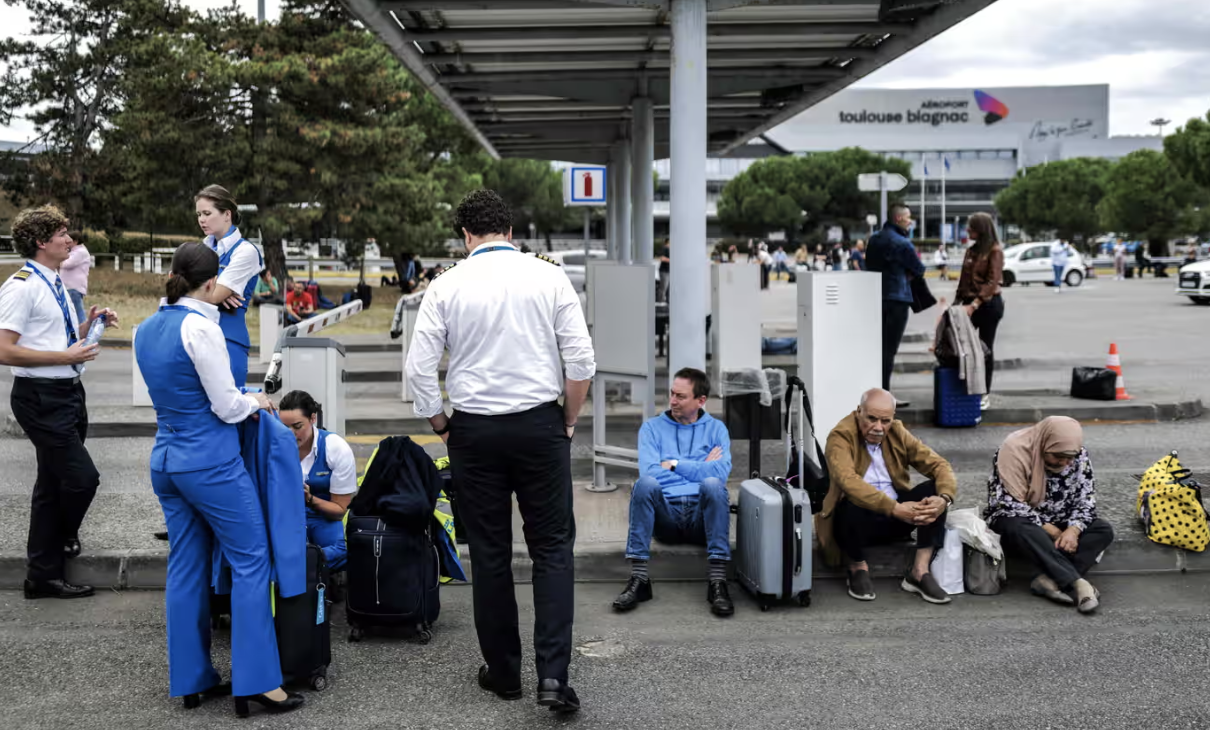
[1150,118,1171,137]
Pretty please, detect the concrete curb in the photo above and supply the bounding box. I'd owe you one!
[3,538,1202,590]
[33,397,1199,439]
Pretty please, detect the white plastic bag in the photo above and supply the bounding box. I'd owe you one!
[933,527,965,595]
[946,508,1004,562]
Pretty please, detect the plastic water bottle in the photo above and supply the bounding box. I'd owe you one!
[83,314,106,347]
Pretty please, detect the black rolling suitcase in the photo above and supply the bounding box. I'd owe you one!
[274,543,332,691]
[346,516,440,643]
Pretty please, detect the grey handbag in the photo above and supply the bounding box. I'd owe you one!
[963,545,1006,595]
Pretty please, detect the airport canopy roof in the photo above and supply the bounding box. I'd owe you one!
[342,0,1000,163]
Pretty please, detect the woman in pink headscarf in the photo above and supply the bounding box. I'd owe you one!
[984,417,1114,613]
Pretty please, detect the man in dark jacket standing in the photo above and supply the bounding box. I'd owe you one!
[866,204,924,397]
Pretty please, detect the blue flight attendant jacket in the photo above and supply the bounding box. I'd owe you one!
[216,413,307,598]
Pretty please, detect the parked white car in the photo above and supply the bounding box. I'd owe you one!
[544,250,608,293]
[1176,260,1210,305]
[1001,242,1089,288]
[545,249,660,293]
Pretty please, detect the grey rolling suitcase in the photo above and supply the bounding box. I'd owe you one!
[735,476,813,610]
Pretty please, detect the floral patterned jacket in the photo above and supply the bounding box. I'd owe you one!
[984,447,1098,531]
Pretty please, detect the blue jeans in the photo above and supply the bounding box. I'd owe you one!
[68,289,85,326]
[625,476,731,561]
[306,509,347,571]
[1053,265,1064,288]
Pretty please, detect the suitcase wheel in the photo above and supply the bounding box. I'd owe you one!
[413,627,433,645]
[348,626,365,643]
[311,674,328,691]
[759,603,771,613]
[796,591,811,608]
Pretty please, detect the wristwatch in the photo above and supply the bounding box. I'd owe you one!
[669,459,679,471]
[433,422,450,436]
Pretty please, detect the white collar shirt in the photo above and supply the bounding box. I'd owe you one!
[205,226,262,294]
[299,431,359,496]
[405,242,596,417]
[167,296,260,423]
[0,259,82,379]
[863,443,899,502]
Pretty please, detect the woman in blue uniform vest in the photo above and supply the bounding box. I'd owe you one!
[134,242,304,718]
[195,185,263,387]
[278,390,358,570]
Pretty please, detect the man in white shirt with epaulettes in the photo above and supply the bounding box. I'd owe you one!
[0,205,118,600]
[405,189,595,715]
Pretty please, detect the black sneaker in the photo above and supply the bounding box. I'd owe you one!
[901,571,952,604]
[707,579,735,617]
[847,569,876,601]
[612,576,653,612]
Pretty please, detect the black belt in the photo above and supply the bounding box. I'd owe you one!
[15,376,81,386]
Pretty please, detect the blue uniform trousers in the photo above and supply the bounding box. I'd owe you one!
[226,340,249,389]
[306,509,347,571]
[152,456,281,698]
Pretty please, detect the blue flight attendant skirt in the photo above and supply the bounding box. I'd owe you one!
[152,456,281,698]
[226,339,250,389]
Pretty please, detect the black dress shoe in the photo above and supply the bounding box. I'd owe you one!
[23,579,94,600]
[478,664,522,701]
[153,531,169,541]
[537,679,580,713]
[63,538,81,559]
[611,576,653,612]
[183,682,232,709]
[707,579,735,617]
[234,691,305,718]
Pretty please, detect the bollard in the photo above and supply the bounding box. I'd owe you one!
[259,304,282,364]
[134,255,143,274]
[131,324,152,407]
[113,254,120,271]
[152,255,163,275]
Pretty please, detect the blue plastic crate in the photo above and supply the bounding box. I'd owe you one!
[933,367,982,428]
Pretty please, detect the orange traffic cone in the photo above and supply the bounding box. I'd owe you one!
[1106,343,1132,400]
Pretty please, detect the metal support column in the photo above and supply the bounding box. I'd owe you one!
[606,158,619,260]
[631,96,655,266]
[616,138,633,265]
[669,0,708,374]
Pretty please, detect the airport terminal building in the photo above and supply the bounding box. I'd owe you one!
[653,84,1162,241]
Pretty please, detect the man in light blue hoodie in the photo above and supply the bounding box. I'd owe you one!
[613,368,735,617]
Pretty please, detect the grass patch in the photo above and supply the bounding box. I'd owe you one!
[0,265,397,336]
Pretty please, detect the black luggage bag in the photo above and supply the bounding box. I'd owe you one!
[274,543,332,690]
[345,516,440,643]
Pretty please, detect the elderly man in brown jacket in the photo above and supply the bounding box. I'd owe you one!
[821,388,957,604]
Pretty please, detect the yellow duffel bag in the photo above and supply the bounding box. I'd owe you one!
[1138,451,1209,552]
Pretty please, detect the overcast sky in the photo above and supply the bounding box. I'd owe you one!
[0,0,1206,141]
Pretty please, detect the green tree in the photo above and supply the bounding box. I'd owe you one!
[993,157,1112,247]
[482,158,578,249]
[806,147,913,238]
[717,156,824,241]
[0,0,191,228]
[718,149,911,241]
[1098,149,1199,256]
[1164,112,1210,190]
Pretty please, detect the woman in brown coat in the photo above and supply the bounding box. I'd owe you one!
[955,212,1005,410]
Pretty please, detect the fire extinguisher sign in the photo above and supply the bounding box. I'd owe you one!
[562,166,607,206]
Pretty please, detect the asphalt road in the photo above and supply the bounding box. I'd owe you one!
[3,575,1209,730]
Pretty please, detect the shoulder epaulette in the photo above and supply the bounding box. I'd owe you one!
[432,260,458,279]
[12,270,30,281]
[534,253,560,266]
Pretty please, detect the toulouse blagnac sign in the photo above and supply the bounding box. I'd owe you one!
[838,90,1011,127]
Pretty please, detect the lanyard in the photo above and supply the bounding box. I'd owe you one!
[470,245,516,257]
[25,264,76,347]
